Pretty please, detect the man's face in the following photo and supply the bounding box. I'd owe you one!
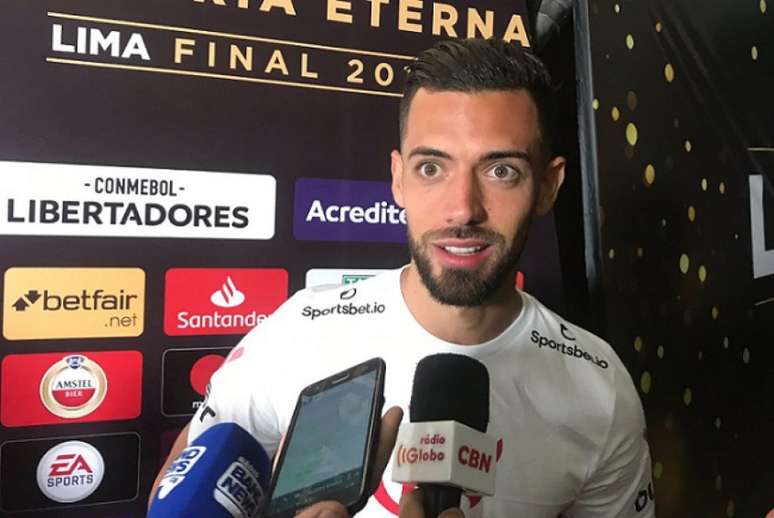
[391,88,564,306]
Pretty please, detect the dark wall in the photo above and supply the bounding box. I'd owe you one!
[584,0,773,515]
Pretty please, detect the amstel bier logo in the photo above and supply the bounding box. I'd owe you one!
[40,355,107,419]
[2,267,144,340]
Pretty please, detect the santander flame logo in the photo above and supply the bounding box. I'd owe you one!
[210,277,245,308]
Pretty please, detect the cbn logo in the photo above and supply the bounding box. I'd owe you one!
[3,267,144,340]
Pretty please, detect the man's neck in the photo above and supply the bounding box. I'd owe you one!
[399,264,524,346]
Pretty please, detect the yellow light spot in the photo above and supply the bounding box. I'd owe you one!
[657,345,664,359]
[644,164,655,185]
[762,0,768,13]
[712,306,719,320]
[634,336,643,351]
[698,265,707,282]
[723,336,729,349]
[611,106,620,121]
[715,475,723,490]
[654,462,663,479]
[701,178,708,191]
[715,417,722,429]
[752,46,758,61]
[640,371,652,393]
[626,123,638,146]
[685,139,693,152]
[614,3,620,13]
[626,34,635,49]
[655,21,662,32]
[679,253,690,274]
[727,499,735,518]
[688,205,696,222]
[661,218,667,227]
[743,348,750,364]
[592,98,600,110]
[608,248,616,259]
[683,387,692,406]
[637,247,644,257]
[664,63,675,82]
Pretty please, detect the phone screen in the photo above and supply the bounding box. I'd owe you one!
[266,367,379,515]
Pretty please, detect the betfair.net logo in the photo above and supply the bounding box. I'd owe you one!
[3,268,145,340]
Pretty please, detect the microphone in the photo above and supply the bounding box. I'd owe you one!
[391,354,495,518]
[148,423,271,518]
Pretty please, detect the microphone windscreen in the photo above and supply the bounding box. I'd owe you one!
[409,354,489,432]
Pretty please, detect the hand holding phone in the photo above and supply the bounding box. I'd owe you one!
[262,358,386,518]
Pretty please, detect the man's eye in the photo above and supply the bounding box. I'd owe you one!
[419,162,440,177]
[490,164,519,180]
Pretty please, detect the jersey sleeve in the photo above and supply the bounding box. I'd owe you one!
[186,292,306,457]
[563,364,656,518]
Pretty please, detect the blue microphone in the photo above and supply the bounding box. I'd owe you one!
[148,423,271,518]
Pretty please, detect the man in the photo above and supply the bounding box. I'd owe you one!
[152,39,655,517]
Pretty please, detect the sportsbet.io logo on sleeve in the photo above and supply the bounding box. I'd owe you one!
[2,268,145,340]
[293,178,406,242]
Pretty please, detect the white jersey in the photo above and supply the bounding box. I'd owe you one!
[189,268,655,517]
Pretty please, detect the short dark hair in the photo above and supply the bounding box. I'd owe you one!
[399,39,555,158]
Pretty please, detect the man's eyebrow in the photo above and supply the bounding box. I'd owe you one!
[407,147,452,160]
[481,149,532,162]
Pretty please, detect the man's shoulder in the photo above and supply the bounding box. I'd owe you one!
[518,292,643,426]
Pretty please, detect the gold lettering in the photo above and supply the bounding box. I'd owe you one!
[265,49,289,75]
[432,3,458,37]
[193,0,227,5]
[208,41,216,67]
[174,38,196,64]
[327,0,353,23]
[503,14,530,46]
[467,8,493,38]
[301,53,318,78]
[258,0,296,15]
[230,44,253,70]
[367,0,390,27]
[398,0,423,33]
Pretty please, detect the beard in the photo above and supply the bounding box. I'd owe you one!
[408,221,531,307]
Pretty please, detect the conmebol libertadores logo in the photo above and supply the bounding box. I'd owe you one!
[164,268,288,336]
[36,441,105,503]
[0,161,276,240]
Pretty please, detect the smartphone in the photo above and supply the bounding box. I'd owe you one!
[261,357,386,518]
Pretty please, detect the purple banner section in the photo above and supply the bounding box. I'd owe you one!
[293,178,407,243]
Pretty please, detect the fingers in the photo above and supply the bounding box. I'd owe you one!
[295,500,349,518]
[399,488,465,518]
[367,406,404,494]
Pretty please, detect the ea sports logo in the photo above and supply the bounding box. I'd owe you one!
[36,441,105,503]
[39,355,107,419]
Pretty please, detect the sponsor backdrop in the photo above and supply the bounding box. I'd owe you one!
[0,1,571,516]
[585,0,773,515]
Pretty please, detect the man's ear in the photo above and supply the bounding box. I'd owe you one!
[535,156,566,216]
[390,149,405,208]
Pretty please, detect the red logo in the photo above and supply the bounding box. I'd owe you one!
[189,354,225,396]
[164,268,288,336]
[395,444,445,466]
[1,351,142,427]
[48,454,93,476]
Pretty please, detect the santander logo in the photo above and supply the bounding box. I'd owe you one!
[210,277,245,308]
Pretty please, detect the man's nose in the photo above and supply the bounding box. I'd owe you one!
[444,171,486,226]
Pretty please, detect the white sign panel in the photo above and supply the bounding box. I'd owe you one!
[0,161,275,239]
